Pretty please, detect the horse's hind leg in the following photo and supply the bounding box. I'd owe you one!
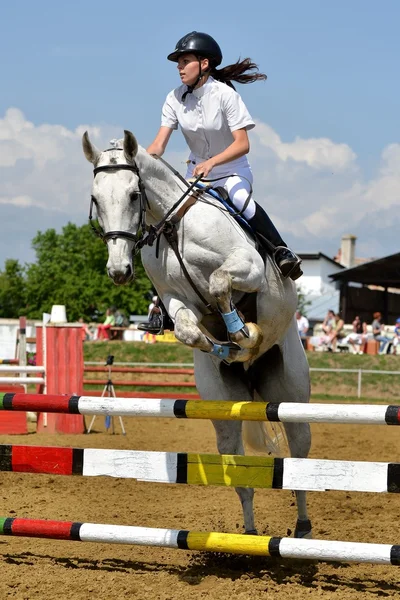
[254,322,312,538]
[193,349,257,534]
[283,422,312,538]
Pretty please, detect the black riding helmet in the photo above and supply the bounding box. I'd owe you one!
[167,31,223,66]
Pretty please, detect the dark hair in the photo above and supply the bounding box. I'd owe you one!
[210,57,267,89]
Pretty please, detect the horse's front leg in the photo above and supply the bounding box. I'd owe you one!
[165,297,249,362]
[209,248,264,354]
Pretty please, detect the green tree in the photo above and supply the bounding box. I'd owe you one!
[297,286,311,317]
[0,259,27,317]
[24,223,153,321]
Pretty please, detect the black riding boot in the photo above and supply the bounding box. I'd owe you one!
[248,203,303,281]
[137,299,175,334]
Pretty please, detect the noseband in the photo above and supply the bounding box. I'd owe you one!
[89,155,148,246]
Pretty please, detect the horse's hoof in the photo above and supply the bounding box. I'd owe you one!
[224,347,254,363]
[230,322,263,350]
[294,519,312,539]
[244,529,258,535]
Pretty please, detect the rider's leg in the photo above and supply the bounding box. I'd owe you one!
[223,175,303,281]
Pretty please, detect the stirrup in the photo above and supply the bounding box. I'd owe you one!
[273,246,303,281]
[137,321,164,335]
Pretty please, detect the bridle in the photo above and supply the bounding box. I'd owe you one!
[89,150,148,246]
[88,150,204,252]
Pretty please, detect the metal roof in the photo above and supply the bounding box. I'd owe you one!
[329,252,400,286]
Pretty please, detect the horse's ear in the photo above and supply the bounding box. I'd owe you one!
[123,130,138,163]
[82,131,101,164]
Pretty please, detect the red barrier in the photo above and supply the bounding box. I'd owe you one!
[36,326,85,434]
[0,384,28,434]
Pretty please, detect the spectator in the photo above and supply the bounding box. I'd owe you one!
[96,308,115,341]
[321,310,336,335]
[393,318,400,355]
[78,317,94,342]
[320,311,345,352]
[343,315,368,355]
[114,309,128,327]
[371,312,391,354]
[296,310,309,349]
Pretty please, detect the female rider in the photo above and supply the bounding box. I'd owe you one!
[139,32,302,334]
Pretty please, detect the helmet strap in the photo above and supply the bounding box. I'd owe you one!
[182,57,208,101]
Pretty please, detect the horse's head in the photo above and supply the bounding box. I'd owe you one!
[82,130,144,285]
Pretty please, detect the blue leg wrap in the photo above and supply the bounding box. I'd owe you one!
[210,343,232,360]
[221,309,245,334]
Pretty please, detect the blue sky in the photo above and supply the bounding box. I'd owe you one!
[0,0,399,267]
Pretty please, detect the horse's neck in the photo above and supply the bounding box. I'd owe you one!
[135,148,188,223]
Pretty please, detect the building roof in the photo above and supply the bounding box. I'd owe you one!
[299,252,344,268]
[329,252,400,286]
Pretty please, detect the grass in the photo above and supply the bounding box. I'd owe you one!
[83,341,400,402]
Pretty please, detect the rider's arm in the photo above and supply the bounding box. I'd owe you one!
[147,126,174,157]
[209,128,250,168]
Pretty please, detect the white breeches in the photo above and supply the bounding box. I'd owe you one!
[185,159,256,220]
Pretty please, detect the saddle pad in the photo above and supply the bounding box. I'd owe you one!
[194,183,255,236]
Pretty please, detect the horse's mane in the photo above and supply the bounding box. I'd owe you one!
[135,146,190,195]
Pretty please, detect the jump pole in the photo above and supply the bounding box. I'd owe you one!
[1,394,399,426]
[0,444,399,494]
[0,516,399,565]
[35,325,85,434]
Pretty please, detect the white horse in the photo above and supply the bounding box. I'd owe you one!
[82,130,312,538]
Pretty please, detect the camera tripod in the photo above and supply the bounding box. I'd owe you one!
[86,360,126,435]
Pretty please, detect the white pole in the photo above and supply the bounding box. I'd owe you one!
[0,377,45,385]
[0,366,45,373]
[42,314,50,428]
[357,369,362,399]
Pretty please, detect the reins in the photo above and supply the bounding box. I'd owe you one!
[89,151,251,314]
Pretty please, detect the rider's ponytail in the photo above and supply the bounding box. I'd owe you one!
[210,58,267,90]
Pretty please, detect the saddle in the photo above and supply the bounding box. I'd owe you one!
[194,183,255,237]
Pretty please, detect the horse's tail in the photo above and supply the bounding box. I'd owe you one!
[242,421,287,457]
[242,390,288,457]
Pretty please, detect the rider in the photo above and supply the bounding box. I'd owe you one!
[139,31,302,334]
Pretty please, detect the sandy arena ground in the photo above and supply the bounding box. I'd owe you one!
[0,412,399,599]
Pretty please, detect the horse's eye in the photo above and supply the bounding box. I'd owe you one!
[130,192,140,202]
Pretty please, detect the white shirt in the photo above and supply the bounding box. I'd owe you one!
[297,316,309,335]
[161,77,255,163]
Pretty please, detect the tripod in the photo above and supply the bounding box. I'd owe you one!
[87,362,126,435]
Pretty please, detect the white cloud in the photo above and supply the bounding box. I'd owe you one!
[0,195,38,207]
[249,123,400,256]
[253,120,357,170]
[0,107,399,267]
